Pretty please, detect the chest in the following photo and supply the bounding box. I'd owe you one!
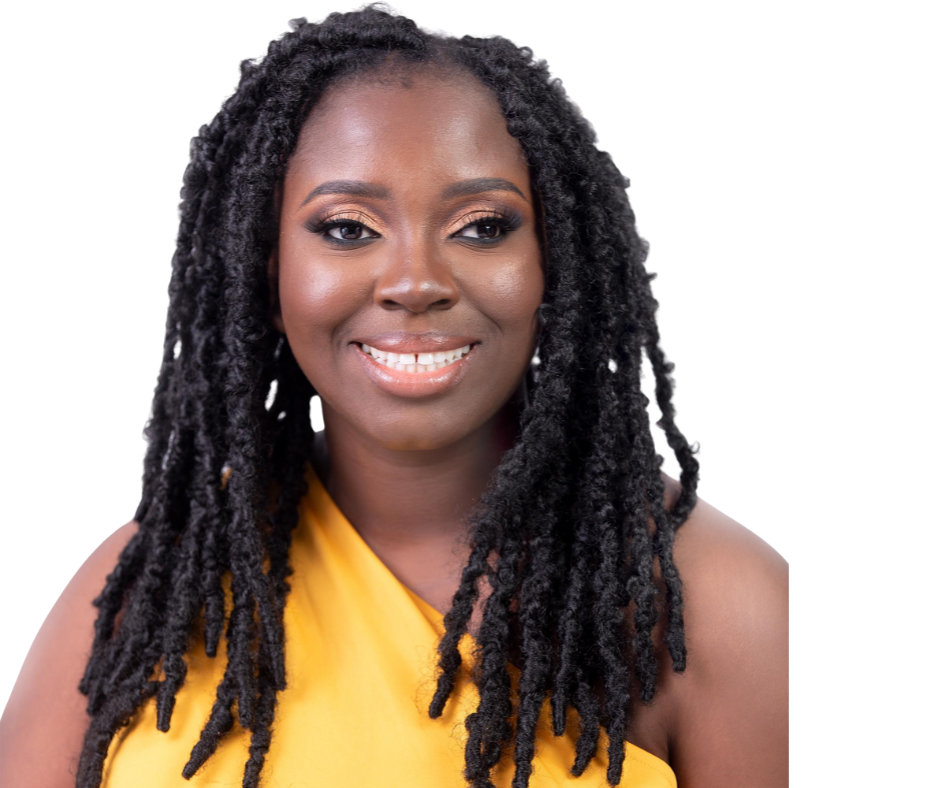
[101,594,674,788]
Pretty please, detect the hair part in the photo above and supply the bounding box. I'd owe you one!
[76,5,699,787]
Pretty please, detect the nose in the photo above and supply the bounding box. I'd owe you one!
[374,238,460,313]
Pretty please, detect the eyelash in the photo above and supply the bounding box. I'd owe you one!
[305,210,523,246]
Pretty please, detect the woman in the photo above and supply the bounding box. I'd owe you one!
[0,6,788,787]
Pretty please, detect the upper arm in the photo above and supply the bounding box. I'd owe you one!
[0,520,138,788]
[663,496,789,787]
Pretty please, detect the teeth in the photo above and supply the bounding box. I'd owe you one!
[360,343,473,373]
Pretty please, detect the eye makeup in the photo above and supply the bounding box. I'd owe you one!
[304,210,379,247]
[304,204,525,247]
[450,207,524,245]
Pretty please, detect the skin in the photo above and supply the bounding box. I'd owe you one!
[0,67,788,788]
[270,68,544,630]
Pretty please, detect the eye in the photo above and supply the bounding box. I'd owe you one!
[306,215,381,245]
[458,221,505,240]
[453,211,523,244]
[324,221,378,242]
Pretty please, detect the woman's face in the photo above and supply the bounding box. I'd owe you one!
[273,68,544,451]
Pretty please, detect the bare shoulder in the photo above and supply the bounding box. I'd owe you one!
[659,476,788,788]
[669,480,788,618]
[0,520,138,788]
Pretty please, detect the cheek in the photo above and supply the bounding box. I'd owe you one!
[277,255,368,398]
[277,247,367,346]
[465,251,544,343]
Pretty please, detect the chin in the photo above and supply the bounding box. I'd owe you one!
[369,423,467,452]
[353,406,482,452]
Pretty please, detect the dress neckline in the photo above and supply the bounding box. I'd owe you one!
[303,461,450,617]
[301,462,677,787]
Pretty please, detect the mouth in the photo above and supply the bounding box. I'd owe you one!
[352,341,480,374]
[350,341,482,399]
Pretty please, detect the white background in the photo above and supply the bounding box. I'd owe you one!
[0,1,936,784]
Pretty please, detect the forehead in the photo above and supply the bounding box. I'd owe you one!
[285,69,530,192]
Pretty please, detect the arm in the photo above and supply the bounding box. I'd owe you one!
[0,521,138,788]
[661,496,789,787]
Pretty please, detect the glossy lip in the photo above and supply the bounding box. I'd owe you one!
[353,331,481,354]
[351,339,480,399]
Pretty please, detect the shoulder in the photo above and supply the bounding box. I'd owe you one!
[658,476,788,787]
[0,520,138,788]
[669,480,788,630]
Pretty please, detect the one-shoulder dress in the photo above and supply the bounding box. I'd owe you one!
[101,464,677,788]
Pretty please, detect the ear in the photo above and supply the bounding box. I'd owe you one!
[268,181,286,334]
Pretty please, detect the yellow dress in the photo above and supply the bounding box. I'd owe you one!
[102,464,676,788]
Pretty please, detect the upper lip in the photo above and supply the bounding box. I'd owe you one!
[352,331,480,354]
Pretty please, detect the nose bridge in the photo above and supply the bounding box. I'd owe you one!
[375,229,458,312]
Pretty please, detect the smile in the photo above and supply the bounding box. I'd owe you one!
[351,341,480,399]
[357,342,474,373]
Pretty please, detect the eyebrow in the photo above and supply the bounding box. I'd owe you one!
[297,176,528,211]
[298,180,391,209]
[441,177,528,203]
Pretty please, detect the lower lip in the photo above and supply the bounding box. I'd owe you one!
[352,343,479,399]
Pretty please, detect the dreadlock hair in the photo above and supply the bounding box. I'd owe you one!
[75,5,700,787]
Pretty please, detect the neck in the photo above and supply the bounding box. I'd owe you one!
[312,398,522,551]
